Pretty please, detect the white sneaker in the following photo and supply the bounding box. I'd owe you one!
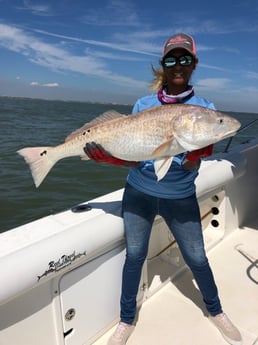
[108,322,135,345]
[209,313,242,345]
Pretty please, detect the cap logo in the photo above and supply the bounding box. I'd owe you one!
[167,35,191,47]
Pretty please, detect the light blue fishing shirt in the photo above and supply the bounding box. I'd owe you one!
[126,93,216,199]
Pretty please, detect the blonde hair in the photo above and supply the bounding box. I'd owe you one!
[150,62,166,92]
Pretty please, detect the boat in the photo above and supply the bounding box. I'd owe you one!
[0,129,258,345]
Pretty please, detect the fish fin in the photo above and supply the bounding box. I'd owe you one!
[151,137,175,157]
[17,147,56,188]
[154,157,173,181]
[65,110,127,142]
[173,133,200,151]
[93,110,127,122]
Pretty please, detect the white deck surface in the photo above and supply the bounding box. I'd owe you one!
[94,224,258,345]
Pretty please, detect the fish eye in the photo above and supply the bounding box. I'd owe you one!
[218,118,224,124]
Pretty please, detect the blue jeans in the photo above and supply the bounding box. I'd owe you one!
[120,183,222,324]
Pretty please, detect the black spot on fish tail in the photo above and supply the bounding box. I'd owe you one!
[40,150,47,156]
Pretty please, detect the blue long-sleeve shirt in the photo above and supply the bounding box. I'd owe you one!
[126,93,215,199]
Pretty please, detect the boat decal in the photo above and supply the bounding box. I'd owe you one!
[37,250,87,281]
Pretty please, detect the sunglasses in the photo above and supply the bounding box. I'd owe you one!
[163,55,194,68]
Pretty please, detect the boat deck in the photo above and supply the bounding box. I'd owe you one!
[94,223,258,345]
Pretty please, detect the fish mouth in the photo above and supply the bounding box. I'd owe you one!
[215,130,238,141]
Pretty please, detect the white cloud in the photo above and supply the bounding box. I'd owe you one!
[80,0,141,27]
[42,83,59,87]
[214,85,258,113]
[30,81,59,87]
[199,63,227,72]
[196,78,231,89]
[33,29,159,57]
[231,85,258,96]
[16,0,52,16]
[247,71,258,80]
[0,23,147,89]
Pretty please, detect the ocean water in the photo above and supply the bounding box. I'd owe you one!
[1,96,257,233]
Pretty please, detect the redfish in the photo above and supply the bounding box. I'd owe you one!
[17,104,240,187]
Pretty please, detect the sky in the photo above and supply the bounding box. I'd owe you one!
[0,0,257,112]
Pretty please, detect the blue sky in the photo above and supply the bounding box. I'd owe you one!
[0,0,257,112]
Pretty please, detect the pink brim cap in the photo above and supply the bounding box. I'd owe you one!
[162,33,197,58]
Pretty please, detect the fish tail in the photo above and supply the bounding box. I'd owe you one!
[17,146,56,188]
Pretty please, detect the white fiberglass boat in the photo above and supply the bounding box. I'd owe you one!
[0,136,258,345]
